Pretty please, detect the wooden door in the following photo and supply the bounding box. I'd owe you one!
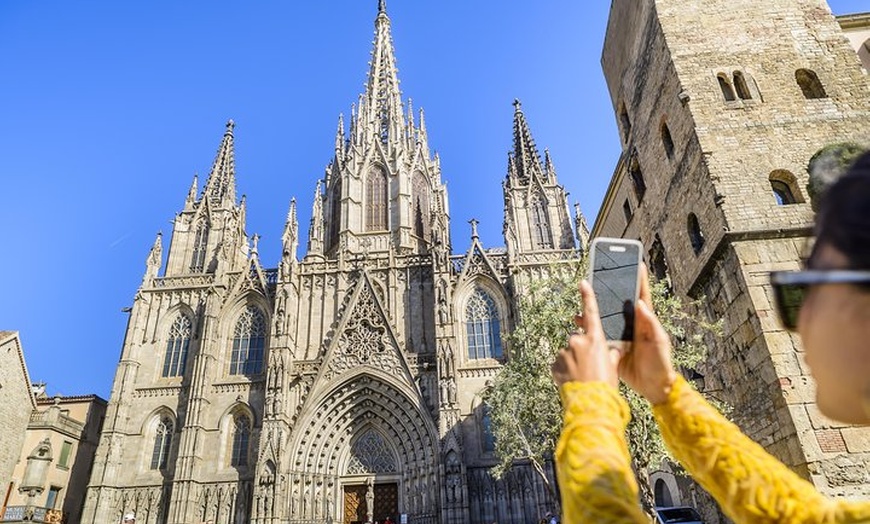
[344,484,367,524]
[373,482,398,523]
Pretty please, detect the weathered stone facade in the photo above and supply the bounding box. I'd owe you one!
[595,0,870,520]
[81,4,587,524]
[0,332,37,502]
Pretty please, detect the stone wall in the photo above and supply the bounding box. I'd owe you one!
[0,332,36,496]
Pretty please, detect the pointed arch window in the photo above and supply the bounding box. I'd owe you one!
[465,287,503,360]
[230,413,251,467]
[717,74,736,102]
[346,429,398,475]
[531,195,553,249]
[230,307,266,375]
[190,221,209,273]
[150,417,173,470]
[795,69,827,99]
[328,179,342,250]
[162,315,192,378]
[412,171,431,240]
[366,167,388,231]
[688,213,705,254]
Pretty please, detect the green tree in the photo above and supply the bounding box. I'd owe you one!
[482,260,721,515]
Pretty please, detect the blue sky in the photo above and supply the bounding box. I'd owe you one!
[1,1,866,399]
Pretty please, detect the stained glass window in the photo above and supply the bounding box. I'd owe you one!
[230,307,266,375]
[190,221,209,272]
[465,288,503,359]
[150,417,173,470]
[366,167,388,231]
[230,414,251,467]
[162,315,192,377]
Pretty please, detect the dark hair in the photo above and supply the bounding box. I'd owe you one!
[815,151,870,269]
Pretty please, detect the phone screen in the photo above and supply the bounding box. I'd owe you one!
[591,240,641,341]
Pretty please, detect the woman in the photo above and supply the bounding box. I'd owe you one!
[551,152,870,523]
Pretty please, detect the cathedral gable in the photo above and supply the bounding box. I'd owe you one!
[456,239,505,289]
[315,271,415,389]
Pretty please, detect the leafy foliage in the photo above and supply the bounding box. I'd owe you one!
[483,260,722,511]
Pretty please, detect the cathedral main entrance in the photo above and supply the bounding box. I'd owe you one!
[342,482,398,524]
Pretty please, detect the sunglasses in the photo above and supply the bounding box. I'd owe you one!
[770,270,870,330]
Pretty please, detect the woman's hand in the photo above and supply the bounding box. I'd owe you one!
[551,280,620,389]
[617,268,678,405]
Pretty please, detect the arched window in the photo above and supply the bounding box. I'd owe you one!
[661,122,675,160]
[733,71,752,100]
[365,167,388,231]
[618,102,631,143]
[795,69,827,99]
[531,195,553,249]
[769,170,803,205]
[230,307,266,375]
[190,220,209,273]
[481,406,496,453]
[465,287,503,360]
[328,179,342,250]
[649,235,670,283]
[150,417,173,470]
[230,413,251,467]
[412,171,431,240]
[717,74,736,102]
[654,478,674,507]
[162,315,192,378]
[858,38,870,72]
[629,154,646,200]
[687,213,705,254]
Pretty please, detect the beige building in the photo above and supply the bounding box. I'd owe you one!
[839,12,870,71]
[0,332,37,515]
[81,3,587,524]
[3,392,107,524]
[594,0,870,520]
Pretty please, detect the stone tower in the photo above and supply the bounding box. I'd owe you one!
[82,3,586,524]
[595,0,870,514]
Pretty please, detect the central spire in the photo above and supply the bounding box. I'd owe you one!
[361,0,404,144]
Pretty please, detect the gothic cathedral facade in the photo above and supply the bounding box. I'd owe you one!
[82,4,588,524]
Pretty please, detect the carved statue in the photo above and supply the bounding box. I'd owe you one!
[365,478,375,523]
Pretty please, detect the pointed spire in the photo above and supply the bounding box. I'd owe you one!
[307,180,324,256]
[184,174,198,210]
[334,114,346,160]
[361,0,405,145]
[511,100,544,184]
[144,232,163,282]
[574,202,591,253]
[544,148,557,182]
[202,119,238,205]
[283,198,298,251]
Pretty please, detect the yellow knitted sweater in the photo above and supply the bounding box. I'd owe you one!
[555,376,870,523]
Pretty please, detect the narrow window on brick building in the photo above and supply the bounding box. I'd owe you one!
[733,71,752,100]
[688,213,705,254]
[648,235,670,282]
[629,154,646,200]
[769,170,803,205]
[618,102,631,143]
[795,69,827,99]
[661,122,675,160]
[623,199,633,223]
[717,74,736,102]
[365,166,388,231]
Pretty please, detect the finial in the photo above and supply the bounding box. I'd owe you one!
[225,119,235,135]
[378,0,386,14]
[513,99,522,111]
[252,234,260,255]
[469,218,479,240]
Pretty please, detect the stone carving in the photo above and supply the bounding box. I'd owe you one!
[346,429,398,474]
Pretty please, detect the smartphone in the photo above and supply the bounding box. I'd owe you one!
[588,237,643,348]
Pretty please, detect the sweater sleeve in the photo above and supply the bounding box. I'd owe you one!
[653,376,870,524]
[555,381,649,524]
